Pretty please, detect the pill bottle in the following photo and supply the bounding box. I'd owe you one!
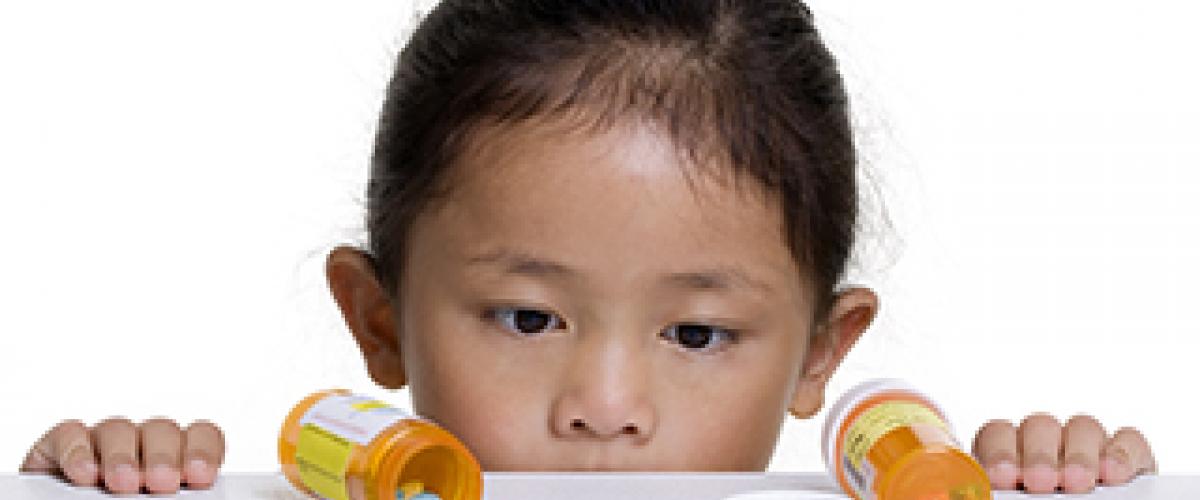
[279,389,482,500]
[821,379,992,500]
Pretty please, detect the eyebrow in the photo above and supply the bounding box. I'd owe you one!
[465,248,775,296]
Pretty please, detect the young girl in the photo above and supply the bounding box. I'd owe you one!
[19,0,1157,496]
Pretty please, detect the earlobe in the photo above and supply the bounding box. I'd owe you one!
[325,245,407,389]
[787,287,879,419]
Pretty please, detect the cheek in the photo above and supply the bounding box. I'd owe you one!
[405,307,555,469]
[432,383,542,470]
[652,338,801,467]
[673,412,782,470]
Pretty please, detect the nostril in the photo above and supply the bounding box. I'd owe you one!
[622,424,638,435]
[571,419,586,430]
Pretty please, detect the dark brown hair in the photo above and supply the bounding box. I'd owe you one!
[367,0,857,319]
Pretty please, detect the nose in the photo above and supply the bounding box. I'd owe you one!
[549,336,657,442]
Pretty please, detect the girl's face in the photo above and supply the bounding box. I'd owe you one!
[404,118,813,470]
[330,118,875,470]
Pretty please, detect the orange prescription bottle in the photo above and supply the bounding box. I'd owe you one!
[279,389,482,500]
[822,379,993,500]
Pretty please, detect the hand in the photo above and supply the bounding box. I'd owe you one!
[19,417,225,495]
[972,413,1156,494]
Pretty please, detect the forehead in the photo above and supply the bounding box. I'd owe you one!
[412,117,805,299]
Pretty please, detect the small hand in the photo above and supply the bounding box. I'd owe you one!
[19,417,225,495]
[972,413,1156,494]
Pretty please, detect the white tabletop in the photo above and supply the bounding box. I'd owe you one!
[1,472,1195,499]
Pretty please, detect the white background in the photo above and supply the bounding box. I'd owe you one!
[2,0,1197,475]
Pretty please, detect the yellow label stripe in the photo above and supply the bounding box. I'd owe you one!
[295,423,354,500]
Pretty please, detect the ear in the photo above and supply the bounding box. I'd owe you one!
[325,245,407,389]
[787,287,878,419]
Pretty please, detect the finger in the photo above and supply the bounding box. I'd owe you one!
[1100,426,1156,485]
[96,417,141,494]
[140,418,183,494]
[182,420,225,489]
[1017,413,1062,494]
[19,420,99,486]
[1061,415,1105,494]
[971,419,1020,490]
[18,430,57,474]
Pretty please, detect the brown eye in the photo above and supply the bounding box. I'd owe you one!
[490,307,565,336]
[661,323,736,352]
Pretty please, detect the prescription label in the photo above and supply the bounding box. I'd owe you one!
[296,423,353,500]
[840,400,950,498]
[299,393,411,445]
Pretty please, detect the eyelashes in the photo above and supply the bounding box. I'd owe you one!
[483,306,740,353]
[659,323,738,352]
[487,307,566,336]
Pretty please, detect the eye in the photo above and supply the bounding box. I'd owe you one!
[487,307,567,337]
[660,323,738,352]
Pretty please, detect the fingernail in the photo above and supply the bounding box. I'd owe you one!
[64,447,97,484]
[1062,463,1097,493]
[109,463,139,492]
[1021,463,1059,494]
[1101,445,1134,483]
[1102,457,1133,484]
[69,460,98,485]
[985,460,1018,489]
[185,459,214,486]
[145,464,181,493]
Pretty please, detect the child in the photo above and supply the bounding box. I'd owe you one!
[19,0,1156,496]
